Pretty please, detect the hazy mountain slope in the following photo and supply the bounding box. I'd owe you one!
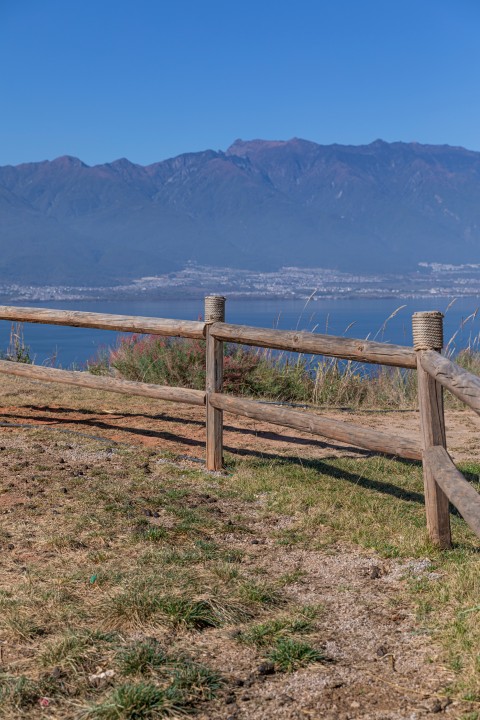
[0,139,479,285]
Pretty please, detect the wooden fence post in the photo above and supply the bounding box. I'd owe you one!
[412,311,451,548]
[205,295,225,471]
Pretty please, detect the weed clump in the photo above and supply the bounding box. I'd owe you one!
[84,642,223,719]
[89,334,312,403]
[117,640,169,676]
[1,322,32,364]
[266,637,326,672]
[236,614,316,647]
[83,682,181,719]
[105,586,250,631]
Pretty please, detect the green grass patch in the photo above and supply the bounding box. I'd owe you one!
[236,612,317,648]
[85,643,223,718]
[116,640,169,676]
[266,638,326,672]
[83,682,183,719]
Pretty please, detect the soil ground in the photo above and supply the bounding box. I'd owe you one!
[0,375,479,719]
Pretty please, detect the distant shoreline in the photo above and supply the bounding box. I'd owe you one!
[1,289,479,304]
[0,264,478,305]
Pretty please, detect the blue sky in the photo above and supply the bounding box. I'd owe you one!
[1,0,479,166]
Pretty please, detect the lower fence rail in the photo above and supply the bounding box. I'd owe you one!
[0,359,206,406]
[209,392,422,461]
[424,446,480,540]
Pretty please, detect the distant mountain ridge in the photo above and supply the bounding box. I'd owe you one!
[1,138,479,285]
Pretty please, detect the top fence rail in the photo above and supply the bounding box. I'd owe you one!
[210,322,417,368]
[0,306,205,339]
[0,306,417,367]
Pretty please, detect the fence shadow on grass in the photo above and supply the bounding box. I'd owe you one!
[223,447,425,505]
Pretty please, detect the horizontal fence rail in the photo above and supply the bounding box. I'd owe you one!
[209,392,422,460]
[0,359,205,405]
[420,350,480,416]
[424,446,480,539]
[0,306,205,339]
[210,322,417,368]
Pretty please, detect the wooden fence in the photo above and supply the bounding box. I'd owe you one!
[0,297,478,549]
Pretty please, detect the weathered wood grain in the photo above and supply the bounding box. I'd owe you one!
[416,355,451,548]
[0,359,205,405]
[205,327,224,471]
[205,298,225,472]
[0,306,205,339]
[425,446,480,541]
[210,323,417,368]
[420,350,480,416]
[209,393,422,460]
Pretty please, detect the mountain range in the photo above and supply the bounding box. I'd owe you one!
[1,138,479,286]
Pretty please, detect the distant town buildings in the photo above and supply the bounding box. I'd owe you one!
[0,263,479,303]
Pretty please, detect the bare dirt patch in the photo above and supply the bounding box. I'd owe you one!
[189,548,457,720]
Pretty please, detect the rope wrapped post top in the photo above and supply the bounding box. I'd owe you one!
[412,311,444,351]
[204,295,226,324]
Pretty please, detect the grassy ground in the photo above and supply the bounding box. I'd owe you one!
[0,379,479,718]
[232,452,480,696]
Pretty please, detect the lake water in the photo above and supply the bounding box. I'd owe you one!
[1,296,479,367]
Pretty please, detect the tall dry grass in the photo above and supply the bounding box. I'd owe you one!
[86,332,422,409]
[88,325,480,410]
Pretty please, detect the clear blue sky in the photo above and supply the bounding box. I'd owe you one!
[1,0,479,166]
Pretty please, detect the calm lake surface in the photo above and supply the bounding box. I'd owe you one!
[1,297,479,367]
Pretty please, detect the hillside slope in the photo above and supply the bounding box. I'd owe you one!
[1,139,479,284]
